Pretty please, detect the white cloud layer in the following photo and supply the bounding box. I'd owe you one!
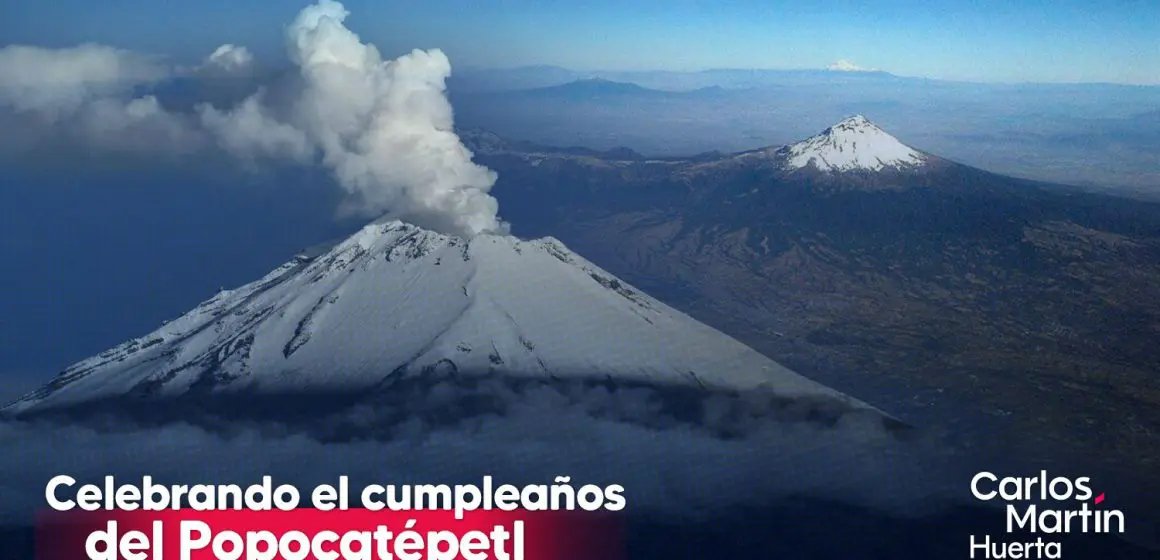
[0,44,168,119]
[0,378,962,527]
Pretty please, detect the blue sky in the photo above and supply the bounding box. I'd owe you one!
[1,0,1157,84]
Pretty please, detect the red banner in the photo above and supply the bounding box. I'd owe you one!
[36,509,625,560]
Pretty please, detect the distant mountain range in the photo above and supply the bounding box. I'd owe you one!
[460,116,1160,497]
[477,78,729,100]
[450,64,1153,93]
[450,66,905,93]
[129,66,1160,192]
[447,70,1160,194]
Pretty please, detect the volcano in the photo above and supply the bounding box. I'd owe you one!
[5,220,882,421]
[455,115,1160,500]
[775,115,929,172]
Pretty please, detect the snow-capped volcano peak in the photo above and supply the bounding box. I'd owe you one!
[825,60,876,72]
[6,220,878,416]
[782,115,927,172]
[831,114,876,130]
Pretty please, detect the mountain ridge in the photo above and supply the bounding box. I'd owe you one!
[475,78,729,100]
[462,115,976,189]
[456,118,1160,503]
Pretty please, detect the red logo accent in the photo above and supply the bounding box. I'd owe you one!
[1094,493,1106,505]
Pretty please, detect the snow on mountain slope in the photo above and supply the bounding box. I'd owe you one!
[6,220,875,415]
[825,60,876,72]
[780,115,928,172]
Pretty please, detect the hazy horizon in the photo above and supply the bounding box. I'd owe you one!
[456,65,1160,88]
[4,0,1160,85]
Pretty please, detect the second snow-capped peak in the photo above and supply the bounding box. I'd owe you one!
[782,115,927,172]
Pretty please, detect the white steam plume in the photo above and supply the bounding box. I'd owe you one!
[271,0,505,237]
[192,1,506,236]
[198,95,313,162]
[0,1,505,237]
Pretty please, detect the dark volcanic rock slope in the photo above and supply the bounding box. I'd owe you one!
[461,118,1160,490]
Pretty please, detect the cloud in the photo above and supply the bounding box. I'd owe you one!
[826,59,878,72]
[0,43,201,154]
[81,95,202,154]
[0,44,168,120]
[0,1,506,238]
[198,94,313,162]
[203,44,254,73]
[0,377,963,528]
